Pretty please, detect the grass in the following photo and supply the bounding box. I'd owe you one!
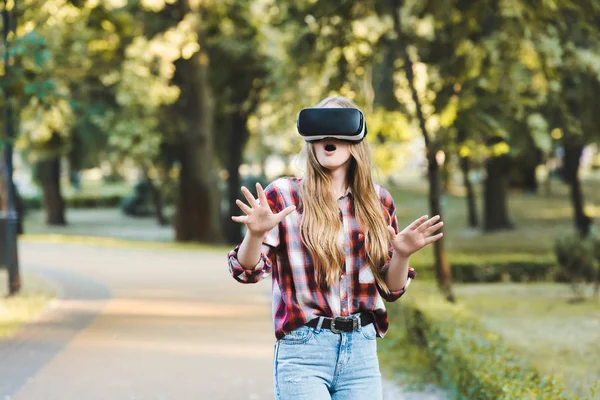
[453,283,600,398]
[20,233,232,253]
[0,271,57,339]
[378,312,442,391]
[382,174,600,398]
[388,173,600,256]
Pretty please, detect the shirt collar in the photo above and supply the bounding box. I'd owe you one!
[338,185,353,200]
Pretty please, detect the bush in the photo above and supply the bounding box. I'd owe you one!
[23,194,124,210]
[391,296,572,400]
[413,253,557,283]
[554,233,599,298]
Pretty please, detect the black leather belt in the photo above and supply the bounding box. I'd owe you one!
[305,312,374,334]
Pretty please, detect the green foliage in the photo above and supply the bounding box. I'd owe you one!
[0,16,57,145]
[22,193,124,210]
[98,13,197,165]
[390,295,573,400]
[554,232,600,297]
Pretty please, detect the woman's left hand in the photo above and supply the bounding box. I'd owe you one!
[387,215,444,258]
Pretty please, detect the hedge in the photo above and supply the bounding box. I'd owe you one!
[22,195,124,210]
[391,297,573,400]
[410,252,564,283]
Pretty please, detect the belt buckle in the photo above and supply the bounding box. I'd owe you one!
[330,317,344,334]
[330,316,356,334]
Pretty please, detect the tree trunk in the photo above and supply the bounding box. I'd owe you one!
[459,155,478,228]
[1,2,20,295]
[38,157,66,226]
[440,151,452,194]
[225,113,247,245]
[373,45,401,111]
[389,0,454,302]
[483,155,513,231]
[173,45,222,243]
[544,158,553,197]
[428,150,454,301]
[457,128,478,228]
[510,146,541,193]
[563,141,591,238]
[520,163,538,193]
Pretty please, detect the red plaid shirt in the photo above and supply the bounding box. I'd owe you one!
[227,178,416,340]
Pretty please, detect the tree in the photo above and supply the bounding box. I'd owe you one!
[1,0,55,293]
[87,0,226,241]
[207,0,270,245]
[166,1,222,242]
[388,0,454,301]
[526,0,600,237]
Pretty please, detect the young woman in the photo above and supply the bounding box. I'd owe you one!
[227,96,444,400]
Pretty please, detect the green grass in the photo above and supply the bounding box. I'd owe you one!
[388,174,600,256]
[382,175,600,398]
[454,282,600,399]
[62,179,132,198]
[0,272,56,339]
[378,313,441,391]
[20,234,232,253]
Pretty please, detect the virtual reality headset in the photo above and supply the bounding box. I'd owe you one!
[297,108,367,142]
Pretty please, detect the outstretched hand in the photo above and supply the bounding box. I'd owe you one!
[232,183,296,237]
[387,215,444,258]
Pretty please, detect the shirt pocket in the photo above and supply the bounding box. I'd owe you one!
[358,265,376,284]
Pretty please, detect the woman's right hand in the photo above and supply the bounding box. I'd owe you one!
[231,183,296,238]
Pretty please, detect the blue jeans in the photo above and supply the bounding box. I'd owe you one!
[273,316,382,400]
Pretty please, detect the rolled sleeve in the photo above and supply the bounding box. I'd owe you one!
[227,243,275,284]
[377,264,417,302]
[376,185,417,302]
[226,181,283,284]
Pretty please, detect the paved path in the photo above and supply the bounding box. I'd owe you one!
[1,242,446,400]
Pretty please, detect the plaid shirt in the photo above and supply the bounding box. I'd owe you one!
[227,177,416,340]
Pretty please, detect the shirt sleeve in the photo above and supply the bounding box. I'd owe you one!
[227,182,282,284]
[227,243,276,284]
[377,186,417,302]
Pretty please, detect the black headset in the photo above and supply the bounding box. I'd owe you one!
[297,108,367,142]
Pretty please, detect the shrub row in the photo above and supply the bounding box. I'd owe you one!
[555,233,600,298]
[392,297,572,400]
[22,195,124,210]
[413,253,559,283]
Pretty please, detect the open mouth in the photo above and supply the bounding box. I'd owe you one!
[325,144,337,152]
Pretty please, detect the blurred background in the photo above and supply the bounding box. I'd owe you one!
[1,0,600,399]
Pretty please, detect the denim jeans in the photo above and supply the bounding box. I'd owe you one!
[273,316,382,400]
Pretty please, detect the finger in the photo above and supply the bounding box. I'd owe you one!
[275,205,296,222]
[387,225,396,240]
[257,183,269,206]
[241,186,258,208]
[236,199,252,215]
[424,232,443,245]
[423,221,444,236]
[407,215,428,230]
[417,215,441,233]
[231,215,248,224]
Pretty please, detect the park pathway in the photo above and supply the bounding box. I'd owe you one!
[0,241,446,400]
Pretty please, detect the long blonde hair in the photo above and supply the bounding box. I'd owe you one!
[299,96,391,293]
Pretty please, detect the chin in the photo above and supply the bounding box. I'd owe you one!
[319,161,345,170]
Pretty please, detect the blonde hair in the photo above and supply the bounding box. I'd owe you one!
[300,96,391,293]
